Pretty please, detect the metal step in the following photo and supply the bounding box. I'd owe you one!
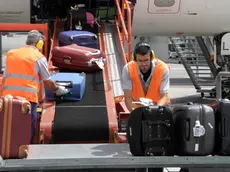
[187,64,210,67]
[169,36,217,92]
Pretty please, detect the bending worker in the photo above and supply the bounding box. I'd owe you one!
[1,30,68,143]
[122,42,170,112]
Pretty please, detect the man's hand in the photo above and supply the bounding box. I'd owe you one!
[157,93,170,106]
[55,86,69,96]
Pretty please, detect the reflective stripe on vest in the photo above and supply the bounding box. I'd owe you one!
[4,73,40,83]
[2,46,43,103]
[3,73,39,94]
[128,60,169,103]
[2,86,38,94]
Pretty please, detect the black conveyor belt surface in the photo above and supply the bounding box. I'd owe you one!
[52,71,109,142]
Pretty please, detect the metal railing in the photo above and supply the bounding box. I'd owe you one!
[115,0,132,63]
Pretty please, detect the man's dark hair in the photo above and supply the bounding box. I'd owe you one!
[134,42,151,56]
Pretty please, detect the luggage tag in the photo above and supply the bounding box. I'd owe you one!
[193,119,206,137]
[87,57,106,69]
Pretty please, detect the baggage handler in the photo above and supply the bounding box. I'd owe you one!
[121,42,170,172]
[121,42,170,112]
[1,30,69,143]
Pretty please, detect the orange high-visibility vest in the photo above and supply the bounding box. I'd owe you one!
[2,46,44,103]
[128,59,170,104]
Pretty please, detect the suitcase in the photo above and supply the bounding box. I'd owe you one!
[172,103,215,156]
[45,72,86,101]
[52,44,105,72]
[58,30,99,49]
[214,99,230,155]
[0,96,31,159]
[127,106,174,156]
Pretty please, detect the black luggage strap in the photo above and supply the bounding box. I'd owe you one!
[142,120,171,142]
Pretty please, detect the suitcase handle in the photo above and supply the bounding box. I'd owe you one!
[185,119,190,141]
[56,81,73,88]
[63,56,71,64]
[70,34,97,40]
[221,117,226,137]
[88,50,101,56]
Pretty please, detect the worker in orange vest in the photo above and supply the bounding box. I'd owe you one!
[122,42,170,112]
[1,30,69,143]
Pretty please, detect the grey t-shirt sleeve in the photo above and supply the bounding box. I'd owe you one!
[160,66,170,94]
[34,57,51,81]
[3,66,6,77]
[121,64,132,90]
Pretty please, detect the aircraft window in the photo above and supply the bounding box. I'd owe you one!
[154,0,175,7]
[0,32,28,73]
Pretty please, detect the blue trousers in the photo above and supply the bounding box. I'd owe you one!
[30,102,38,144]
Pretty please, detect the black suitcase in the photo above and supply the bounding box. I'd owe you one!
[214,99,230,155]
[172,103,215,156]
[127,106,174,156]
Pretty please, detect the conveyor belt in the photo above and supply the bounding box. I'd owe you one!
[52,70,109,142]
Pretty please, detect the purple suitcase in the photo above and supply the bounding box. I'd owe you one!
[58,30,99,49]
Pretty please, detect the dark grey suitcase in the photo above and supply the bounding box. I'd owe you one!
[214,99,230,155]
[213,71,230,155]
[172,103,215,156]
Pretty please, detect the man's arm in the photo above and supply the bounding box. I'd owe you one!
[35,57,58,91]
[157,67,170,106]
[121,64,133,112]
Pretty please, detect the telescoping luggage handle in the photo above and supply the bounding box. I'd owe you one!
[142,120,171,142]
[216,71,230,101]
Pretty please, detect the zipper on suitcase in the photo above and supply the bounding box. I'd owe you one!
[194,106,200,153]
[1,97,9,158]
[200,105,205,154]
[193,105,202,153]
[5,97,13,159]
[195,105,205,154]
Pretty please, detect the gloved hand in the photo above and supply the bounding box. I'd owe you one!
[139,98,155,106]
[55,86,69,96]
